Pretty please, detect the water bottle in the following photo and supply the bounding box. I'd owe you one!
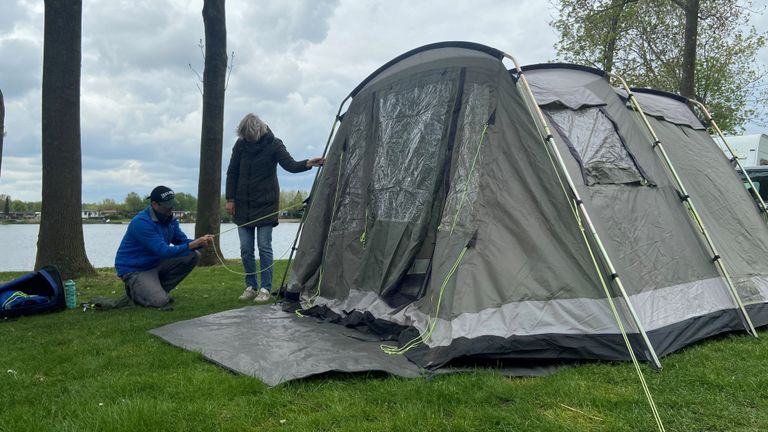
[65,279,77,309]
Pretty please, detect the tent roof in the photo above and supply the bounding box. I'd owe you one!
[521,62,606,77]
[519,63,609,110]
[630,88,705,130]
[349,41,504,97]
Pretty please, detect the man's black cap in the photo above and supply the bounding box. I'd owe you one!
[148,185,180,209]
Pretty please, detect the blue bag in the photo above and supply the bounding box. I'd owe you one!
[0,265,65,318]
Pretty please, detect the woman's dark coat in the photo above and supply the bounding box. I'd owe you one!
[225,131,309,227]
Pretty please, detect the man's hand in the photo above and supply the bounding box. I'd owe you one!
[306,157,325,168]
[189,234,215,250]
[225,200,235,216]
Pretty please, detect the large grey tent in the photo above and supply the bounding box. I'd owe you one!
[154,42,768,384]
[285,43,768,369]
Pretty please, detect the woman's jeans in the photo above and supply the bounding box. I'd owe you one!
[238,225,273,291]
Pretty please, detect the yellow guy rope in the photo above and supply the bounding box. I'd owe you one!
[208,202,304,276]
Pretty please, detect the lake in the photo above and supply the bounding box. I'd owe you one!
[0,222,300,272]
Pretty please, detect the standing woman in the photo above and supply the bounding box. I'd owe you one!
[225,113,324,302]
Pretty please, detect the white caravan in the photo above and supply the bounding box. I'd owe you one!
[722,134,768,167]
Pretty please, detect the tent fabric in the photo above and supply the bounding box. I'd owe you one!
[156,43,768,382]
[630,88,706,130]
[631,90,768,320]
[527,83,606,110]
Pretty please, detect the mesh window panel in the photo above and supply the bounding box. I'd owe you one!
[547,107,644,185]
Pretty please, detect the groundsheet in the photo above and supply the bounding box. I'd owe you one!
[151,304,564,386]
[150,304,423,386]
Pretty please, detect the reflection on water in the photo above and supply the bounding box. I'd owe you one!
[0,223,299,272]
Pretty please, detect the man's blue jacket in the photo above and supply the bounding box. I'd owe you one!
[115,207,192,276]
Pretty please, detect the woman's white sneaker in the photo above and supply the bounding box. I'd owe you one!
[239,286,257,300]
[254,288,271,302]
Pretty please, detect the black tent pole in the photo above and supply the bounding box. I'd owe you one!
[278,95,351,296]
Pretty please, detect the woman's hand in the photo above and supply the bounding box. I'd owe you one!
[306,157,325,168]
[226,200,235,215]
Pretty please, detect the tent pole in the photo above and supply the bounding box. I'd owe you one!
[278,95,351,294]
[277,201,308,295]
[687,99,768,222]
[505,54,662,371]
[611,74,758,338]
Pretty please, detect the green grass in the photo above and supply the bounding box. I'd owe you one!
[2,262,768,431]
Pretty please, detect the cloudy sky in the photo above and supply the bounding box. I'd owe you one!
[1,0,766,202]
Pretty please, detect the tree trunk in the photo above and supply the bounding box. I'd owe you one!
[679,0,699,98]
[195,0,227,266]
[36,0,94,278]
[601,0,630,74]
[0,88,4,177]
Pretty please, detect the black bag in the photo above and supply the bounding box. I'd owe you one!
[0,265,66,318]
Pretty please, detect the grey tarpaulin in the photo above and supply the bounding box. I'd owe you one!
[150,304,563,385]
[150,305,422,386]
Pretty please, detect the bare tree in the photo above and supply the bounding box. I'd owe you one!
[36,0,94,278]
[195,0,228,266]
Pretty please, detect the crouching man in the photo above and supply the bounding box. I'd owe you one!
[115,186,214,308]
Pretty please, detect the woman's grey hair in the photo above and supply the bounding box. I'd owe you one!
[237,113,269,141]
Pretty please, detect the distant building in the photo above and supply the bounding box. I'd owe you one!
[3,211,40,221]
[81,210,103,219]
[173,210,194,222]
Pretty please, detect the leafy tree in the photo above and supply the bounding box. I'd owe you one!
[551,0,767,132]
[195,0,227,266]
[3,196,10,216]
[99,198,119,211]
[11,200,43,213]
[10,200,27,212]
[35,0,94,278]
[82,202,99,212]
[124,192,145,213]
[278,190,307,219]
[219,194,231,223]
[174,191,198,212]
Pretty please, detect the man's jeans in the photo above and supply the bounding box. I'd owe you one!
[238,225,273,291]
[122,251,200,307]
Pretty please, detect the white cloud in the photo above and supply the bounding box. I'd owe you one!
[1,0,765,202]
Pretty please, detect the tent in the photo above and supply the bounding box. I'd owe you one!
[284,43,768,370]
[154,42,768,386]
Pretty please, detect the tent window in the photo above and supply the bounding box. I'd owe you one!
[331,99,371,234]
[371,77,455,222]
[440,81,491,232]
[546,107,645,185]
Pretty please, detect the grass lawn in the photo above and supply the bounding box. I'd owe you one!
[2,261,767,432]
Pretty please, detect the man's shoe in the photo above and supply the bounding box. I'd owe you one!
[254,288,271,302]
[239,286,257,301]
